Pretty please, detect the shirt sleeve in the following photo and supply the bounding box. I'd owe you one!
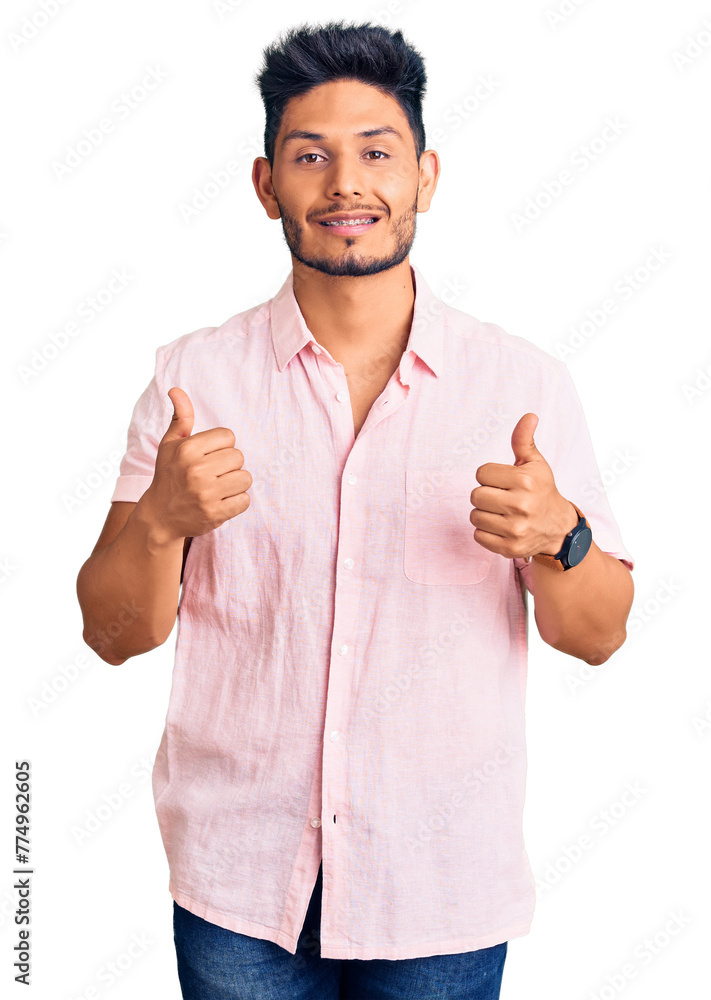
[514,361,635,596]
[109,345,171,503]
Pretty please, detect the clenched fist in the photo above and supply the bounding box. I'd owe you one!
[141,386,252,542]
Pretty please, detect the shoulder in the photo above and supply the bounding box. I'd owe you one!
[155,298,272,368]
[443,301,566,379]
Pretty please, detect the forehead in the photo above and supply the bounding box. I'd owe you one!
[278,79,408,138]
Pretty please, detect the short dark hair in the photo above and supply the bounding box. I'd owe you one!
[253,19,428,168]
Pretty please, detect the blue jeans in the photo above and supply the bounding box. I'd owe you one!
[173,863,507,999]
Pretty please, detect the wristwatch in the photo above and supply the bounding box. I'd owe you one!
[532,503,592,571]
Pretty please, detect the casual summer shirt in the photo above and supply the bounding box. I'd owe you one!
[110,263,634,960]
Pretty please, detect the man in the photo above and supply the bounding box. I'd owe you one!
[76,19,635,1000]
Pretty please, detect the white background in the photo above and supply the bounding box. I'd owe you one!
[2,0,709,997]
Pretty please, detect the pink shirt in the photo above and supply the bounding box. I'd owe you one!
[110,263,634,960]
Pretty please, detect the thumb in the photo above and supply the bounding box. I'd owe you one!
[163,386,194,441]
[511,412,540,466]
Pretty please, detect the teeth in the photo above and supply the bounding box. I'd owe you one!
[321,218,375,226]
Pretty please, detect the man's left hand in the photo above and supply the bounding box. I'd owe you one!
[470,413,579,560]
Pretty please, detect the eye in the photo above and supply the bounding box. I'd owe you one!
[296,150,391,163]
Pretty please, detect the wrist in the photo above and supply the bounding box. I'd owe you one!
[532,500,592,572]
[134,490,184,552]
[540,498,581,557]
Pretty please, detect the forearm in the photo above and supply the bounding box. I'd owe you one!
[76,492,184,665]
[529,538,634,664]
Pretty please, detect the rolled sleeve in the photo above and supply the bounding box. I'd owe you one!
[514,362,634,595]
[110,346,170,504]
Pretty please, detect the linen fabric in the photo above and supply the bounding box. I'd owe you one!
[110,263,634,960]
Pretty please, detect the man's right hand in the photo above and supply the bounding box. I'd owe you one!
[140,386,252,542]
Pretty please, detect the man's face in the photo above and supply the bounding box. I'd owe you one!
[262,79,426,277]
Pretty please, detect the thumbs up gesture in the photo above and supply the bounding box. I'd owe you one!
[469,413,579,559]
[141,386,253,543]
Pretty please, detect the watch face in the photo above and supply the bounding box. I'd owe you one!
[568,526,593,566]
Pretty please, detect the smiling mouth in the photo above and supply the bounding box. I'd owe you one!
[319,217,379,227]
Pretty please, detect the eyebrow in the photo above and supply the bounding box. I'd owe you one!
[281,126,403,148]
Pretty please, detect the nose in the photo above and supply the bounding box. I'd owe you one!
[325,156,364,201]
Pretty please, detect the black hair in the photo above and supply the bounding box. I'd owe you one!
[253,19,427,168]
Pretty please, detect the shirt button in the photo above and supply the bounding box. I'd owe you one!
[336,390,347,402]
[338,644,348,655]
[330,730,339,742]
[343,558,354,570]
[311,343,322,354]
[310,817,322,828]
[347,474,357,485]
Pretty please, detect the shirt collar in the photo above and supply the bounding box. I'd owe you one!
[270,263,444,380]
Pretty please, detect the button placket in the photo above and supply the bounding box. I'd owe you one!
[316,358,408,926]
[319,457,365,868]
[311,341,360,444]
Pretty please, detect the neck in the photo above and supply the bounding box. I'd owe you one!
[290,258,415,365]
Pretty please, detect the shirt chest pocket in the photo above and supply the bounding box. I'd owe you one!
[403,468,494,585]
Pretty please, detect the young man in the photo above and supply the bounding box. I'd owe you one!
[76,20,635,1000]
